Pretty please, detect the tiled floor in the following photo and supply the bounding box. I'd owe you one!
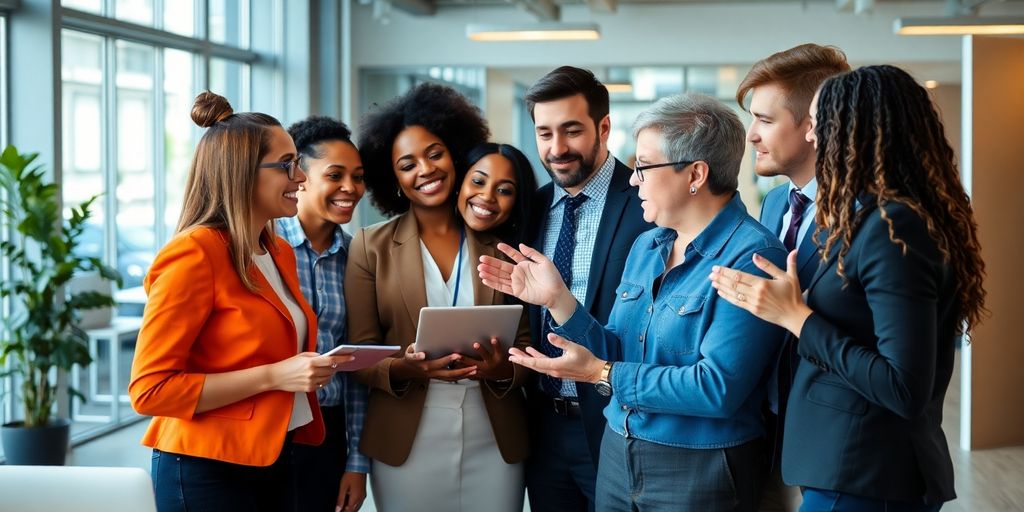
[68,352,1024,511]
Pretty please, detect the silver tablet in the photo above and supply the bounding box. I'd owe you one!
[413,305,524,359]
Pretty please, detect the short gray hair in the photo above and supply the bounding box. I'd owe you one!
[632,93,745,195]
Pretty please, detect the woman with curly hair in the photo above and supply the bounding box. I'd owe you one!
[457,143,538,248]
[275,116,369,512]
[345,83,530,511]
[711,65,986,511]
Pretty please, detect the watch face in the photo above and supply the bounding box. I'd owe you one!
[595,381,612,397]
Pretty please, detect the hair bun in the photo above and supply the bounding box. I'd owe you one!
[191,91,234,128]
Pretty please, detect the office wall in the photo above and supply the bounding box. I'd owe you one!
[962,35,1024,450]
[349,1,1010,70]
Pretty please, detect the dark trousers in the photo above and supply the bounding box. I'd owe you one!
[151,441,296,512]
[800,489,943,512]
[596,426,764,512]
[526,404,597,512]
[292,405,349,512]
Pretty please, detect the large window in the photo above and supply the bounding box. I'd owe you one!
[53,0,269,439]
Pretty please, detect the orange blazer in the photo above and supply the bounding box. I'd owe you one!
[129,227,324,467]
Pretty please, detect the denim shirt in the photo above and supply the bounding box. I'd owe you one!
[554,193,788,449]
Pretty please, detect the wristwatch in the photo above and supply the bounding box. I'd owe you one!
[594,361,614,397]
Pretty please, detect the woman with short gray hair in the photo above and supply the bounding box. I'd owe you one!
[479,93,787,511]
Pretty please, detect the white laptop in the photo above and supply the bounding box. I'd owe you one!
[0,465,156,512]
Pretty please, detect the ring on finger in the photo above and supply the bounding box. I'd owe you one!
[331,362,338,369]
[737,293,747,302]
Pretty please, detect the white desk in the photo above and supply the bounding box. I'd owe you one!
[71,316,143,424]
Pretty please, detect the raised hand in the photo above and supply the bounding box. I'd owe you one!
[478,243,573,313]
[709,250,813,336]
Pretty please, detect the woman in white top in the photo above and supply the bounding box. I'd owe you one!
[129,91,352,512]
[345,83,531,512]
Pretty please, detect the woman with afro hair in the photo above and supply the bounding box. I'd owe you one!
[345,83,530,511]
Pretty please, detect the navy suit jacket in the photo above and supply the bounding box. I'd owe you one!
[759,183,820,287]
[783,201,958,504]
[525,158,651,465]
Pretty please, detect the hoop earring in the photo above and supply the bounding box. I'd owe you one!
[689,186,697,195]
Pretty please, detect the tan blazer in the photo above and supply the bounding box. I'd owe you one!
[345,212,531,466]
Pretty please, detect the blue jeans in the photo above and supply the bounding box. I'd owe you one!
[595,426,764,512]
[801,489,943,512]
[151,443,296,512]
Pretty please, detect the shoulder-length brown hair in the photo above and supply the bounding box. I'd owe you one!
[813,65,986,334]
[176,91,282,291]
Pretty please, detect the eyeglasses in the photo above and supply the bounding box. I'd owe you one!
[632,160,697,182]
[258,158,301,180]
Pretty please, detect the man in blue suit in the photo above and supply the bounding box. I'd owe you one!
[521,66,651,512]
[736,44,850,511]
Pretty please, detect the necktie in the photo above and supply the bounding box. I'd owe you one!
[539,193,588,397]
[783,189,810,252]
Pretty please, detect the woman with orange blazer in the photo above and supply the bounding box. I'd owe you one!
[346,83,530,512]
[129,92,352,512]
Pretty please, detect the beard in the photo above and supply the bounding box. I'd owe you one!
[543,139,602,190]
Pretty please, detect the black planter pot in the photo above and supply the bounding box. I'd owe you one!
[1,418,70,465]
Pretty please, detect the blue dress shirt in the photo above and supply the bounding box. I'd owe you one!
[554,194,788,448]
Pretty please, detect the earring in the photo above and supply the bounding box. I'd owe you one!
[397,188,403,198]
[689,186,697,195]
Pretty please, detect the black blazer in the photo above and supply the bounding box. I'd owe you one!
[525,158,651,464]
[783,201,958,504]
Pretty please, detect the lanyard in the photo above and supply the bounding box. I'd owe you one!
[451,227,466,307]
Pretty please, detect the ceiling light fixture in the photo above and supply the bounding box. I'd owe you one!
[466,23,601,42]
[894,16,1024,35]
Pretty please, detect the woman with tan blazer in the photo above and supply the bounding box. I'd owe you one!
[129,92,352,512]
[345,83,529,512]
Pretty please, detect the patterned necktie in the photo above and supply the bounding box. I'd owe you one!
[783,189,810,252]
[539,193,588,397]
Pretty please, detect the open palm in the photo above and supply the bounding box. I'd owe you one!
[478,243,568,308]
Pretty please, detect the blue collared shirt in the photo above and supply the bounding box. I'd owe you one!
[542,153,615,397]
[276,216,370,474]
[554,193,788,448]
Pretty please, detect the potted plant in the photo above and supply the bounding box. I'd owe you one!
[0,145,120,465]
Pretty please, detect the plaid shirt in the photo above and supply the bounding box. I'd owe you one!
[542,153,615,397]
[276,216,370,474]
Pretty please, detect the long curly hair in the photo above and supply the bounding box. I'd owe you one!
[357,83,490,217]
[813,65,986,333]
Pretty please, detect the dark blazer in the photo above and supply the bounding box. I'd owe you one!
[525,158,652,464]
[782,201,958,504]
[345,212,531,466]
[759,183,820,286]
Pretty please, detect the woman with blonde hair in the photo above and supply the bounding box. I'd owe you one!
[130,91,352,511]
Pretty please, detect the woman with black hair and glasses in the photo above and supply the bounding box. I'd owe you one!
[479,93,788,511]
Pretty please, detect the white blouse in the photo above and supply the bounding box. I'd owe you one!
[419,237,474,308]
[252,251,313,431]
